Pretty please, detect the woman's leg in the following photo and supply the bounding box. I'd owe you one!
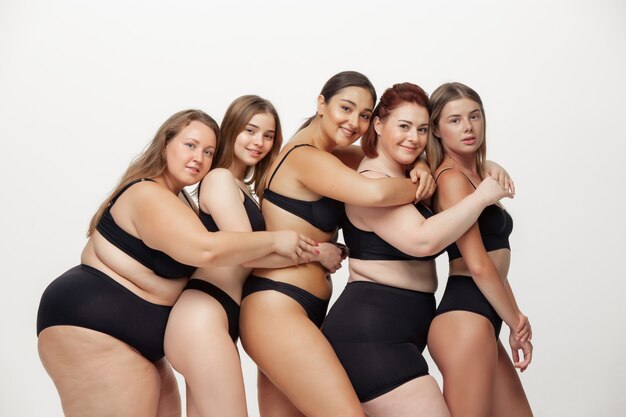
[362,375,450,417]
[490,342,533,417]
[428,311,498,417]
[154,358,181,417]
[257,370,305,417]
[240,290,364,417]
[38,326,161,417]
[165,290,247,417]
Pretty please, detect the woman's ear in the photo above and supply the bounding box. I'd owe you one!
[374,116,382,136]
[316,94,326,116]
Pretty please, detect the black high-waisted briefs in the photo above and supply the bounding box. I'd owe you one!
[37,264,172,362]
[323,281,436,402]
[435,275,502,336]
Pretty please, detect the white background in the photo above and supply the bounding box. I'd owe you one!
[1,0,625,415]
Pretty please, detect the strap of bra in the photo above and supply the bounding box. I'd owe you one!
[180,189,195,208]
[266,144,316,189]
[238,185,261,208]
[108,178,156,208]
[434,168,477,189]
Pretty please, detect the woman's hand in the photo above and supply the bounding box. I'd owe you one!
[514,313,532,343]
[484,160,515,196]
[509,332,533,372]
[313,243,345,273]
[408,162,436,202]
[475,176,514,206]
[272,231,319,265]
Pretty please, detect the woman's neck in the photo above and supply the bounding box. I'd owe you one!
[443,151,477,174]
[299,118,335,152]
[361,150,405,178]
[229,159,247,181]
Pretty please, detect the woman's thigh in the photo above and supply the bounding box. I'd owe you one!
[490,342,533,417]
[165,290,246,417]
[428,311,498,417]
[240,290,363,417]
[38,325,161,417]
[363,375,450,417]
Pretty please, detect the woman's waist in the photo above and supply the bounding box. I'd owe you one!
[82,250,186,306]
[448,249,510,278]
[348,258,438,293]
[189,266,251,303]
[253,263,332,299]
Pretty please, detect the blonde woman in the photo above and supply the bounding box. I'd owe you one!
[427,83,533,417]
[36,109,318,417]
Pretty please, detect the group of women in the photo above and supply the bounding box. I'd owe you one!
[36,71,533,417]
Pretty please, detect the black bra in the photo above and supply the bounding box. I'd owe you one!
[435,168,513,261]
[199,186,266,232]
[343,202,442,261]
[96,178,196,278]
[263,144,344,233]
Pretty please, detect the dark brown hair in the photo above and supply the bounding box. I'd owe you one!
[298,71,377,131]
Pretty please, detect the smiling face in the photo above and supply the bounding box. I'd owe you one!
[233,112,276,168]
[375,101,430,166]
[435,97,484,157]
[164,120,217,189]
[317,86,374,147]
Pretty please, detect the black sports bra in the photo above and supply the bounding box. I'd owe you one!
[343,202,442,261]
[96,178,196,278]
[199,186,266,232]
[435,168,513,261]
[263,144,344,233]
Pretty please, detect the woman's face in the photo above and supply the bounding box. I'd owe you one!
[375,101,429,166]
[436,97,484,156]
[164,120,217,188]
[233,112,276,167]
[317,86,374,147]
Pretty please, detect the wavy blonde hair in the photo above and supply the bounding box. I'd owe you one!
[87,109,219,236]
[426,82,487,178]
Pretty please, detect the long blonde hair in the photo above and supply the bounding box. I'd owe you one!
[426,82,487,178]
[212,95,283,199]
[87,109,219,236]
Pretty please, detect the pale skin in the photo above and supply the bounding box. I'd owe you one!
[164,112,344,417]
[426,97,533,417]
[38,120,318,417]
[337,101,512,417]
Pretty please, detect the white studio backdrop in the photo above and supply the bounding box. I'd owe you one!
[1,0,624,415]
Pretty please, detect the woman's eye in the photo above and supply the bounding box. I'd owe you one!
[418,127,428,134]
[360,114,371,121]
[399,124,409,129]
[341,106,350,112]
[204,150,214,157]
[186,143,195,149]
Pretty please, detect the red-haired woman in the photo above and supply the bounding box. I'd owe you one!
[323,82,512,417]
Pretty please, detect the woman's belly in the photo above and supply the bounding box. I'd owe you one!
[348,258,438,293]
